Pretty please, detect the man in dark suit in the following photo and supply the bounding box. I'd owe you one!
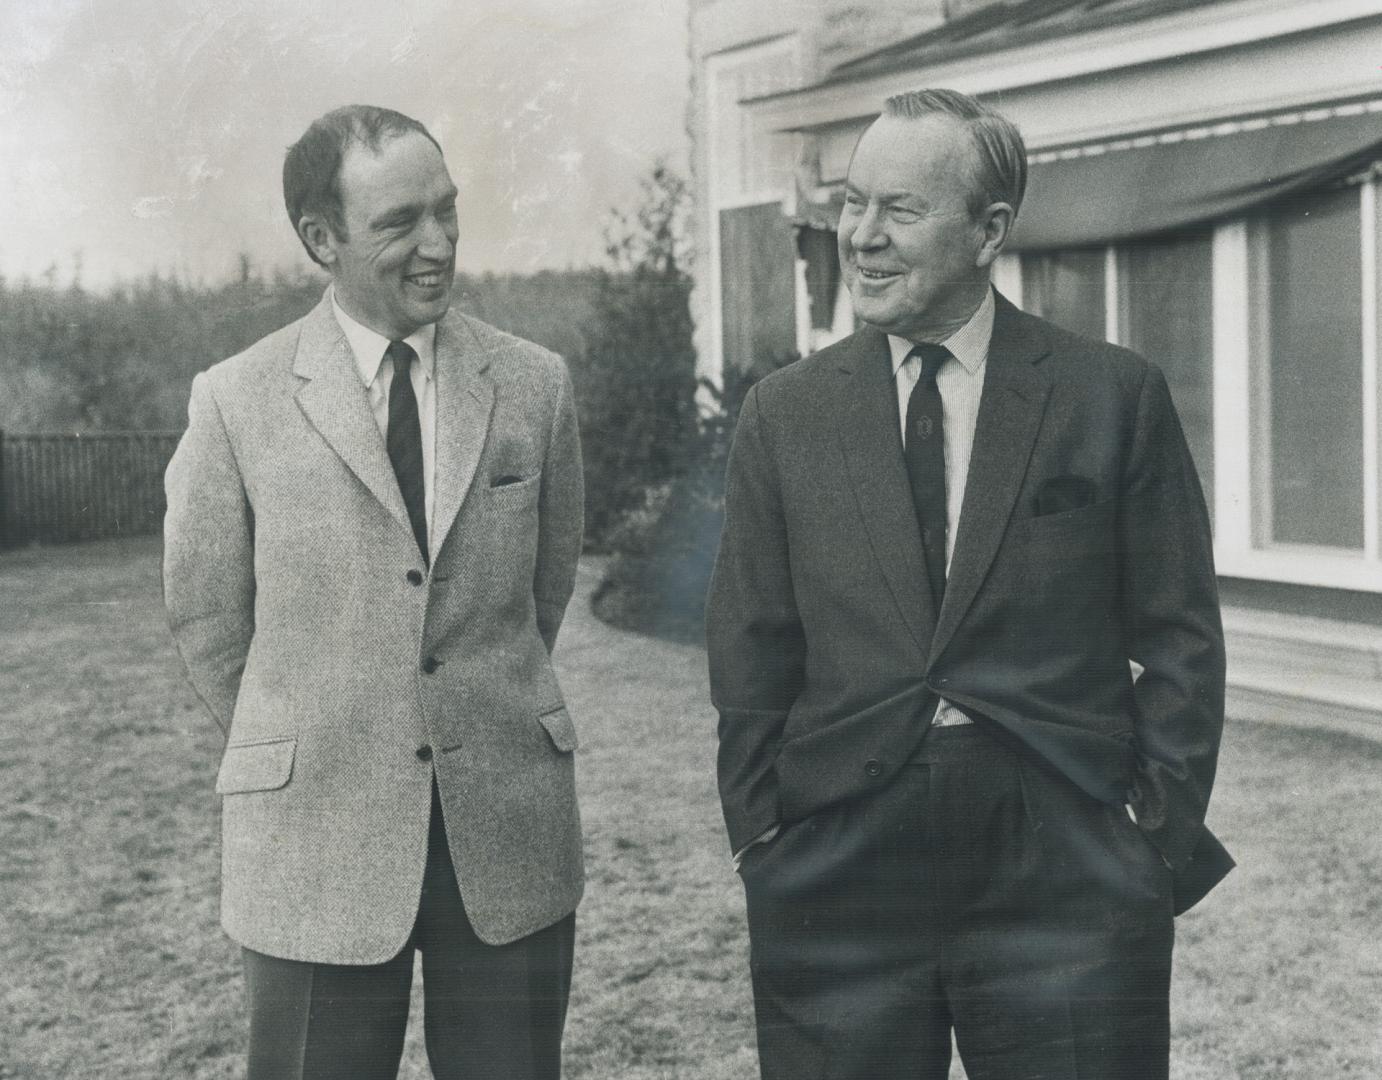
[706,88,1231,1080]
[164,105,584,1080]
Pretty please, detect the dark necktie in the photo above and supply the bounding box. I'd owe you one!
[903,343,949,607]
[385,340,428,566]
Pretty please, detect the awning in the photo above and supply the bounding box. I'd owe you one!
[790,102,1382,251]
[1008,103,1382,251]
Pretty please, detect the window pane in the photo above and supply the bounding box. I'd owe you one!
[1120,230,1215,518]
[1020,248,1106,340]
[720,204,798,371]
[1259,186,1363,549]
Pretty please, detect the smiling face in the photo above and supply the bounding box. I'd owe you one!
[300,130,459,339]
[838,112,1009,342]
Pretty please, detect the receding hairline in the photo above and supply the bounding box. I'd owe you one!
[871,89,1028,219]
[282,104,446,264]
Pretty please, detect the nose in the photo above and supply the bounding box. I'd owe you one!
[848,205,887,252]
[418,214,456,261]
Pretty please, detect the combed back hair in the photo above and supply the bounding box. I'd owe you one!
[283,105,442,266]
[884,88,1027,221]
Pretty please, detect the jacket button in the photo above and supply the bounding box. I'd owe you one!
[416,745,433,762]
[406,569,424,586]
[864,759,882,777]
[421,657,440,674]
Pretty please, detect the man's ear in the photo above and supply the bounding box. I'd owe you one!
[297,215,339,268]
[975,202,1015,269]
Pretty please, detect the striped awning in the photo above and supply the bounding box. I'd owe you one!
[791,99,1382,250]
[1008,99,1382,250]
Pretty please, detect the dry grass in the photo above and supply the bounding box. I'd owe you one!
[2,537,1379,1078]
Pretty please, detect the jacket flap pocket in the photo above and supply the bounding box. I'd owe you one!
[538,707,579,753]
[215,737,296,795]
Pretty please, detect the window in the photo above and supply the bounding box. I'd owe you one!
[1020,234,1216,526]
[704,37,802,384]
[1119,230,1215,515]
[1019,237,1216,520]
[1019,178,1381,586]
[720,203,798,372]
[1251,186,1365,551]
[1020,248,1106,341]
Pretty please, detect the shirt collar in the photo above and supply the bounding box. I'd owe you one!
[330,287,437,388]
[888,287,996,379]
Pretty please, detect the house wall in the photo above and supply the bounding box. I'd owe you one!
[687,0,961,385]
[804,16,1382,178]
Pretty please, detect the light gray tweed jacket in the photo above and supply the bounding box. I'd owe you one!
[164,290,584,962]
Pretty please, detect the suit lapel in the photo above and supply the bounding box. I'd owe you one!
[929,295,1052,663]
[430,313,496,559]
[293,294,412,534]
[835,328,937,653]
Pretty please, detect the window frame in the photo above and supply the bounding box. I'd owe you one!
[703,35,804,388]
[1017,177,1382,590]
[1214,177,1381,588]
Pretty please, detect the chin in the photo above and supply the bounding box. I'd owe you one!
[409,295,452,325]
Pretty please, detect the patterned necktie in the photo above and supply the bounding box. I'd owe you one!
[903,343,949,607]
[385,340,428,566]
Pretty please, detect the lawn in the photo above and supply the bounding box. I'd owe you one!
[2,536,1379,1078]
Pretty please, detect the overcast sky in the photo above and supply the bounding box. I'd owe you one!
[0,0,689,289]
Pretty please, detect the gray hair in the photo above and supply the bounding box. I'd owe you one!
[884,88,1027,221]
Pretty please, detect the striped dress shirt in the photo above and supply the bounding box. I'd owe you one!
[888,288,996,726]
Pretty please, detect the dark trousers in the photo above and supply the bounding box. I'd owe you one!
[740,723,1175,1080]
[241,783,574,1080]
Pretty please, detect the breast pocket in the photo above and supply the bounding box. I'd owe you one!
[1020,498,1117,547]
[1006,499,1119,614]
[487,472,541,503]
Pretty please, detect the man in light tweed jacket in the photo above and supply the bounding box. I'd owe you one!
[164,105,584,1080]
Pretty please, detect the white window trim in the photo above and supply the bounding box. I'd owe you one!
[793,251,812,358]
[1023,209,1382,591]
[1211,183,1382,590]
[1212,221,1254,555]
[1362,176,1379,561]
[1103,246,1121,344]
[703,35,802,387]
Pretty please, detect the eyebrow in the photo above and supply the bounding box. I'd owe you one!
[843,181,925,206]
[369,187,459,229]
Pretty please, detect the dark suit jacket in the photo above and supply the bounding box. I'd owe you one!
[706,293,1231,914]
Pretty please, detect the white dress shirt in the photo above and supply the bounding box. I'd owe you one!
[331,291,438,545]
[888,287,996,727]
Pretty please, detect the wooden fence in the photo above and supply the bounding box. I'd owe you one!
[0,431,183,547]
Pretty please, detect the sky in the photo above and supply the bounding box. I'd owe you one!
[0,0,689,289]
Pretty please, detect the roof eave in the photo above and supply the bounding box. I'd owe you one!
[739,0,1382,134]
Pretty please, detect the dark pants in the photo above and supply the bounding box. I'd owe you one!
[740,723,1174,1080]
[241,783,575,1080]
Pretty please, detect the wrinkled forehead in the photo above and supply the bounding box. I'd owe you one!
[337,132,453,215]
[848,113,979,198]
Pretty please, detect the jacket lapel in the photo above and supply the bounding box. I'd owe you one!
[835,328,937,653]
[929,294,1052,664]
[293,293,412,534]
[430,313,496,559]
